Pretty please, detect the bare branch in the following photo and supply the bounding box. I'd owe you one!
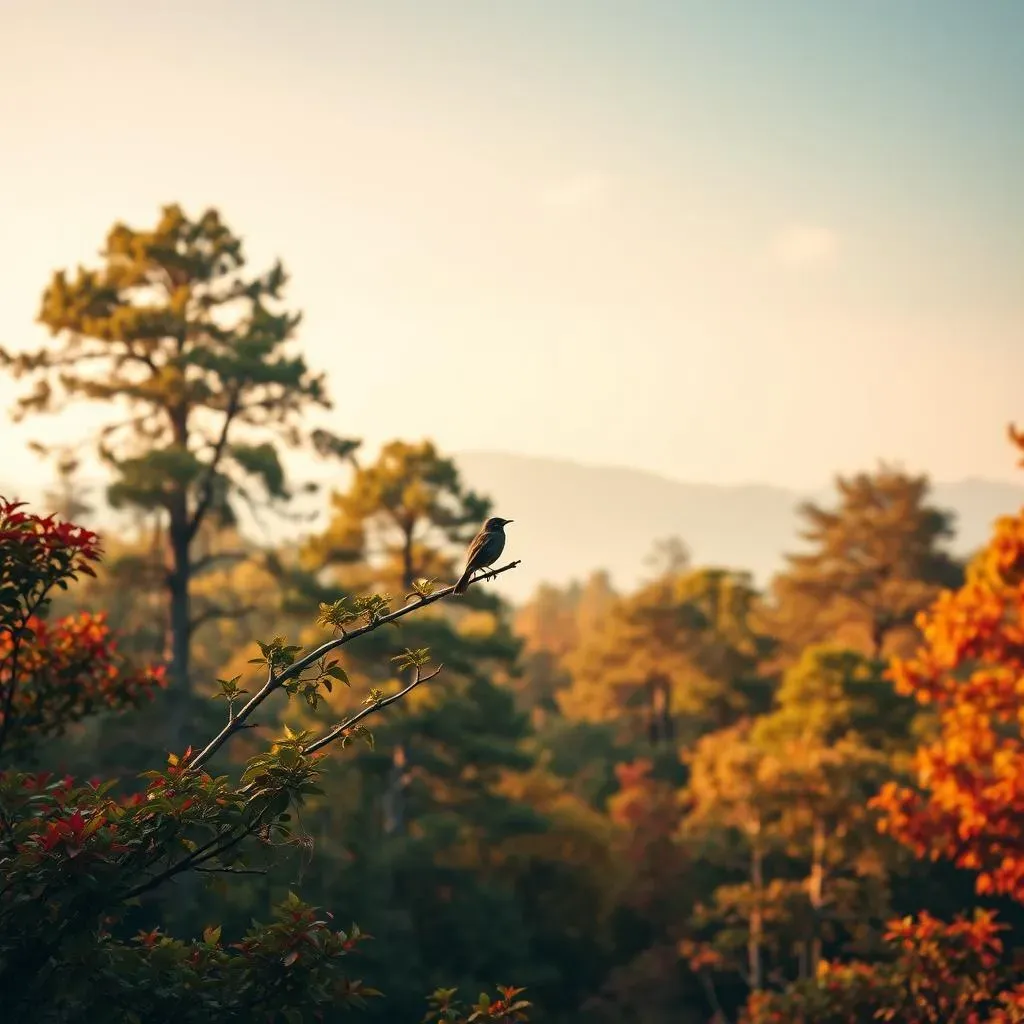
[303,664,444,757]
[194,866,266,876]
[185,558,522,773]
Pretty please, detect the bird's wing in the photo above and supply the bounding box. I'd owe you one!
[464,529,489,566]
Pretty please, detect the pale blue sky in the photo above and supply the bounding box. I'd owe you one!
[1,1,1022,492]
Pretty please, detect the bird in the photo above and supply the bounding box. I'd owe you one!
[452,517,513,594]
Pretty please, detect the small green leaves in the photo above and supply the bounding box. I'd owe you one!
[213,675,250,723]
[357,594,392,624]
[316,593,393,634]
[362,688,385,707]
[213,675,248,701]
[316,599,359,633]
[392,647,431,671]
[340,725,374,751]
[323,660,350,688]
[301,681,323,711]
[411,577,437,598]
[248,635,302,672]
[271,654,351,712]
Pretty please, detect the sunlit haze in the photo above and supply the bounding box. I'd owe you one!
[2,1,1023,491]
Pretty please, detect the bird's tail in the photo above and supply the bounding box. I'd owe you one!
[453,567,473,595]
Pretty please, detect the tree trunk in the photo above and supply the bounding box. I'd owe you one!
[808,816,826,975]
[868,618,884,659]
[647,676,673,744]
[165,502,192,750]
[401,524,415,590]
[749,820,764,992]
[381,744,408,836]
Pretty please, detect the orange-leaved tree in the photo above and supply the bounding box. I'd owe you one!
[874,458,1024,898]
[745,428,1024,1023]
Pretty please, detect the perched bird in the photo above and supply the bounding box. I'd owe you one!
[453,517,513,594]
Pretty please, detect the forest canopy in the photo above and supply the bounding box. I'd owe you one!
[3,204,1024,1024]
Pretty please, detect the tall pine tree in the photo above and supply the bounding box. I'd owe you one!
[764,466,962,662]
[0,204,356,740]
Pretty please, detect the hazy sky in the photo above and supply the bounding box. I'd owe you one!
[2,1,1023,492]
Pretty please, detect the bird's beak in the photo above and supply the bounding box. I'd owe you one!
[504,519,514,525]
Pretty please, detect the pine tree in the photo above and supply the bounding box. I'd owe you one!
[0,204,356,741]
[560,567,774,745]
[306,439,490,591]
[764,465,962,662]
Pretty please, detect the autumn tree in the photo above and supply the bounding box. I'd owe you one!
[750,647,899,978]
[678,645,908,1020]
[560,567,773,746]
[513,571,618,724]
[681,722,782,995]
[873,463,1024,901]
[643,536,692,580]
[0,499,165,763]
[580,759,700,1023]
[743,910,1023,1024]
[306,439,490,591]
[742,431,1024,1024]
[0,204,357,739]
[763,466,962,663]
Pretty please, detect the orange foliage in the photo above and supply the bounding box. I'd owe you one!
[743,909,1024,1024]
[0,612,164,722]
[871,502,1024,900]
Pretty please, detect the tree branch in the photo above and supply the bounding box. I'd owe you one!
[0,641,24,760]
[185,559,521,773]
[303,664,443,757]
[187,387,241,543]
[190,550,251,575]
[194,866,266,876]
[189,602,258,632]
[123,823,254,901]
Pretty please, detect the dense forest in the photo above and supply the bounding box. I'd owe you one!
[3,205,1024,1023]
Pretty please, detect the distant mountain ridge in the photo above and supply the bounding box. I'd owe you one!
[453,451,1024,601]
[6,452,1023,605]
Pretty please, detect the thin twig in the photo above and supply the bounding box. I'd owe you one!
[190,550,251,575]
[303,664,443,757]
[124,824,255,901]
[189,602,258,631]
[186,558,520,772]
[194,866,266,876]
